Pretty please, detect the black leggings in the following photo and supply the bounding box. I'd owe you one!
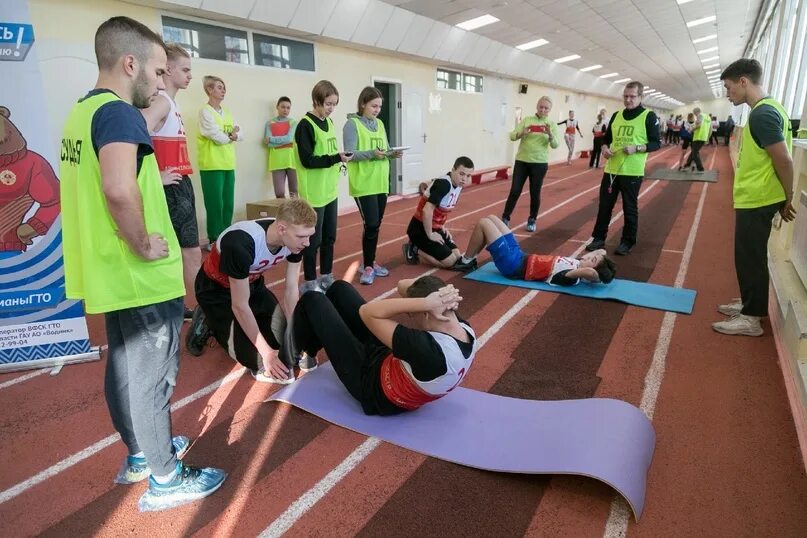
[355,193,388,268]
[292,280,385,404]
[195,273,288,373]
[303,199,338,280]
[685,141,705,171]
[589,138,604,168]
[502,160,548,221]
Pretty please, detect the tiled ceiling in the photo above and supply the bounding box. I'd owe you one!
[381,0,763,103]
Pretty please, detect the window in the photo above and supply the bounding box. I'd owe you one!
[437,68,483,93]
[253,33,315,71]
[161,17,248,64]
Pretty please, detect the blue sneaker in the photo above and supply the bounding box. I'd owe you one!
[360,266,375,285]
[372,263,390,277]
[116,436,190,484]
[138,461,226,512]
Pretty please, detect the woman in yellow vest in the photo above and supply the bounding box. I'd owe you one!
[264,96,297,198]
[295,80,351,293]
[683,106,710,172]
[197,75,242,249]
[344,86,402,285]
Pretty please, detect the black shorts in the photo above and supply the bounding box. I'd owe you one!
[406,217,457,261]
[681,139,691,150]
[164,175,199,248]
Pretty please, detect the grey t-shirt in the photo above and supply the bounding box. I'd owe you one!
[748,99,785,148]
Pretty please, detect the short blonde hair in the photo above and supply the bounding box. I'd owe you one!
[203,75,225,95]
[277,198,317,227]
[164,42,190,62]
[538,96,552,107]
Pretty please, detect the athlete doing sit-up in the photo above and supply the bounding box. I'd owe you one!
[459,215,616,285]
[290,271,477,415]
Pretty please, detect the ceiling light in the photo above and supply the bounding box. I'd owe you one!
[677,0,695,4]
[692,34,717,44]
[580,64,602,72]
[554,54,581,63]
[599,72,619,78]
[687,15,716,28]
[702,63,720,69]
[705,69,721,74]
[456,14,500,31]
[614,77,631,83]
[700,55,720,63]
[517,38,549,50]
[697,46,719,54]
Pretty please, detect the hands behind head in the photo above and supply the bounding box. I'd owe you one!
[425,285,462,321]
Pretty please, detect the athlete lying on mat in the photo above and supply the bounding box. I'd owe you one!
[459,215,616,285]
[290,270,477,415]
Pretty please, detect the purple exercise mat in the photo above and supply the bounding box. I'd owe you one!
[267,363,656,519]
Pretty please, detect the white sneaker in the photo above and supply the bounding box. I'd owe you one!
[717,298,743,316]
[712,314,763,337]
[252,370,295,384]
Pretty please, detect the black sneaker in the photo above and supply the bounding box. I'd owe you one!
[451,257,478,273]
[183,306,194,321]
[298,352,318,372]
[615,242,633,256]
[402,242,419,265]
[186,306,212,356]
[585,239,606,252]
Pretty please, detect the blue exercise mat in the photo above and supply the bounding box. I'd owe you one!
[465,262,696,314]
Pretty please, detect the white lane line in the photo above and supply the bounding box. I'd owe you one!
[257,171,669,537]
[662,249,684,254]
[602,149,716,536]
[0,370,46,390]
[0,367,247,505]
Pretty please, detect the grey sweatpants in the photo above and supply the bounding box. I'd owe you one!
[104,298,183,476]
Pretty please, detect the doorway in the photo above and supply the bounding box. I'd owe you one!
[373,80,402,194]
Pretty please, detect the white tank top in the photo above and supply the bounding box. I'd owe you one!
[549,256,580,284]
[399,322,477,395]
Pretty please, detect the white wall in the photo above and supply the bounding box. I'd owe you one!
[30,0,622,241]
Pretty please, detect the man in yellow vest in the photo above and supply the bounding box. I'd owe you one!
[683,106,710,172]
[59,17,224,511]
[713,58,796,337]
[585,81,660,256]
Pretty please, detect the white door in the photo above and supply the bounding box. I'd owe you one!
[402,85,426,194]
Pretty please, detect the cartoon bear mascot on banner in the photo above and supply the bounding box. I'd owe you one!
[0,106,59,258]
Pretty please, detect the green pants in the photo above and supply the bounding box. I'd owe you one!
[200,169,235,243]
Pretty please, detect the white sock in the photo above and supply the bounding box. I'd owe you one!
[152,466,178,484]
[130,451,145,459]
[461,255,475,264]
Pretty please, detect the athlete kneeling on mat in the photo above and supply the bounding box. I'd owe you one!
[459,215,616,285]
[290,274,477,415]
[402,156,477,272]
[186,198,317,383]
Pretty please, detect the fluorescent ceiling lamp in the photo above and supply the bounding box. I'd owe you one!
[697,46,719,54]
[554,54,581,63]
[614,77,631,83]
[517,38,549,50]
[580,64,602,72]
[692,34,717,44]
[677,0,695,4]
[700,55,720,63]
[599,72,619,78]
[705,69,721,74]
[702,63,720,69]
[687,15,716,28]
[456,14,500,30]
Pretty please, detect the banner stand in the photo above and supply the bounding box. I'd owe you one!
[0,346,101,375]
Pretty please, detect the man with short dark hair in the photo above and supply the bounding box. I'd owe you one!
[712,58,795,337]
[586,81,660,256]
[402,156,477,271]
[60,16,224,511]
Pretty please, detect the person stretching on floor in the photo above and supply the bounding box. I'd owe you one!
[458,215,616,285]
[186,198,317,383]
[402,156,476,272]
[290,273,477,415]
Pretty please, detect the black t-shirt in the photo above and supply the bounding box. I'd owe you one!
[748,100,785,148]
[603,106,661,152]
[294,112,342,169]
[218,219,303,280]
[362,321,475,415]
[426,175,452,205]
[86,89,153,176]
